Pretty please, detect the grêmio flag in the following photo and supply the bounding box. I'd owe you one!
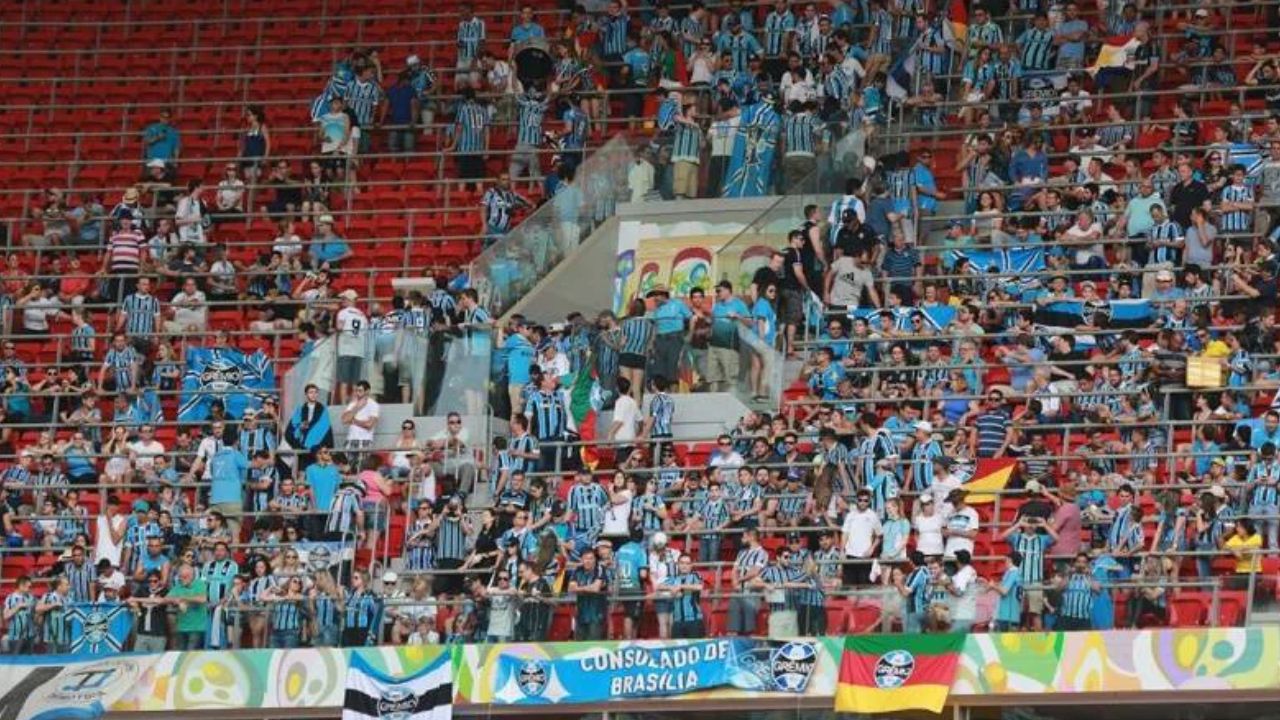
[65,603,134,657]
[834,634,965,714]
[178,346,275,422]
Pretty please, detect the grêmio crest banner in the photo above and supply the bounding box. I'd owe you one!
[178,347,275,422]
[489,639,818,704]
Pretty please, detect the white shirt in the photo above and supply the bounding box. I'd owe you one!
[176,195,206,245]
[628,160,655,202]
[707,449,744,486]
[209,260,236,293]
[1059,89,1092,117]
[841,508,882,558]
[129,439,166,471]
[611,394,642,443]
[170,289,208,329]
[21,296,59,332]
[950,564,978,620]
[217,178,245,211]
[1065,222,1105,264]
[195,435,222,479]
[537,350,570,379]
[780,69,818,104]
[344,398,380,443]
[273,234,303,259]
[913,510,944,556]
[430,427,472,460]
[94,513,125,567]
[710,115,740,156]
[335,306,369,357]
[487,60,516,94]
[602,487,633,536]
[943,506,980,559]
[648,548,680,587]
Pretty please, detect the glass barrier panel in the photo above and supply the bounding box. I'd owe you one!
[471,136,635,320]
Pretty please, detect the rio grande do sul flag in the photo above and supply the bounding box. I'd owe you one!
[834,634,965,714]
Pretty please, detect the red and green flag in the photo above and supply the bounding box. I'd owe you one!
[834,634,966,715]
[568,368,600,470]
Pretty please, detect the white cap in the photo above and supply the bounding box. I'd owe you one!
[146,158,166,169]
[651,531,668,548]
[340,289,359,301]
[1207,484,1228,499]
[382,570,399,585]
[915,421,933,434]
[406,54,421,66]
[918,494,934,504]
[317,214,335,225]
[1024,480,1044,494]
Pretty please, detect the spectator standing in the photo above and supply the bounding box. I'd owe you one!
[511,87,549,191]
[169,563,209,650]
[334,290,369,403]
[707,281,750,392]
[727,528,767,635]
[385,71,419,155]
[456,3,487,83]
[344,64,386,155]
[142,109,181,169]
[568,549,608,640]
[341,380,380,463]
[481,173,533,245]
[662,554,706,639]
[840,488,881,585]
[240,106,271,183]
[208,434,249,543]
[449,88,491,192]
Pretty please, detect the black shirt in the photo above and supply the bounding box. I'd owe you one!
[1168,179,1209,226]
[782,247,806,291]
[1049,349,1089,380]
[836,224,878,259]
[752,265,784,294]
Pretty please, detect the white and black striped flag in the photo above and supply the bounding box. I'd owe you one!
[343,654,453,720]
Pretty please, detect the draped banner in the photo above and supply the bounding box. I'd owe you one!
[722,102,781,198]
[342,653,452,720]
[1,655,157,720]
[489,639,818,704]
[66,602,134,657]
[179,347,276,422]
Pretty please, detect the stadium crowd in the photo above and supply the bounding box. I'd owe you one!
[6,0,1280,655]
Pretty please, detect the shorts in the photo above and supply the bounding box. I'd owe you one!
[705,346,739,384]
[653,599,673,615]
[619,352,647,370]
[458,154,484,181]
[509,144,541,178]
[779,287,805,325]
[336,355,363,384]
[363,501,388,531]
[1026,588,1045,614]
[672,160,699,197]
[619,595,645,620]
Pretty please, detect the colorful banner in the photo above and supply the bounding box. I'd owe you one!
[488,638,819,704]
[0,630,1272,715]
[0,654,158,720]
[179,347,276,422]
[836,634,965,714]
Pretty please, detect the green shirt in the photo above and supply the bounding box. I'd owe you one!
[170,578,209,632]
